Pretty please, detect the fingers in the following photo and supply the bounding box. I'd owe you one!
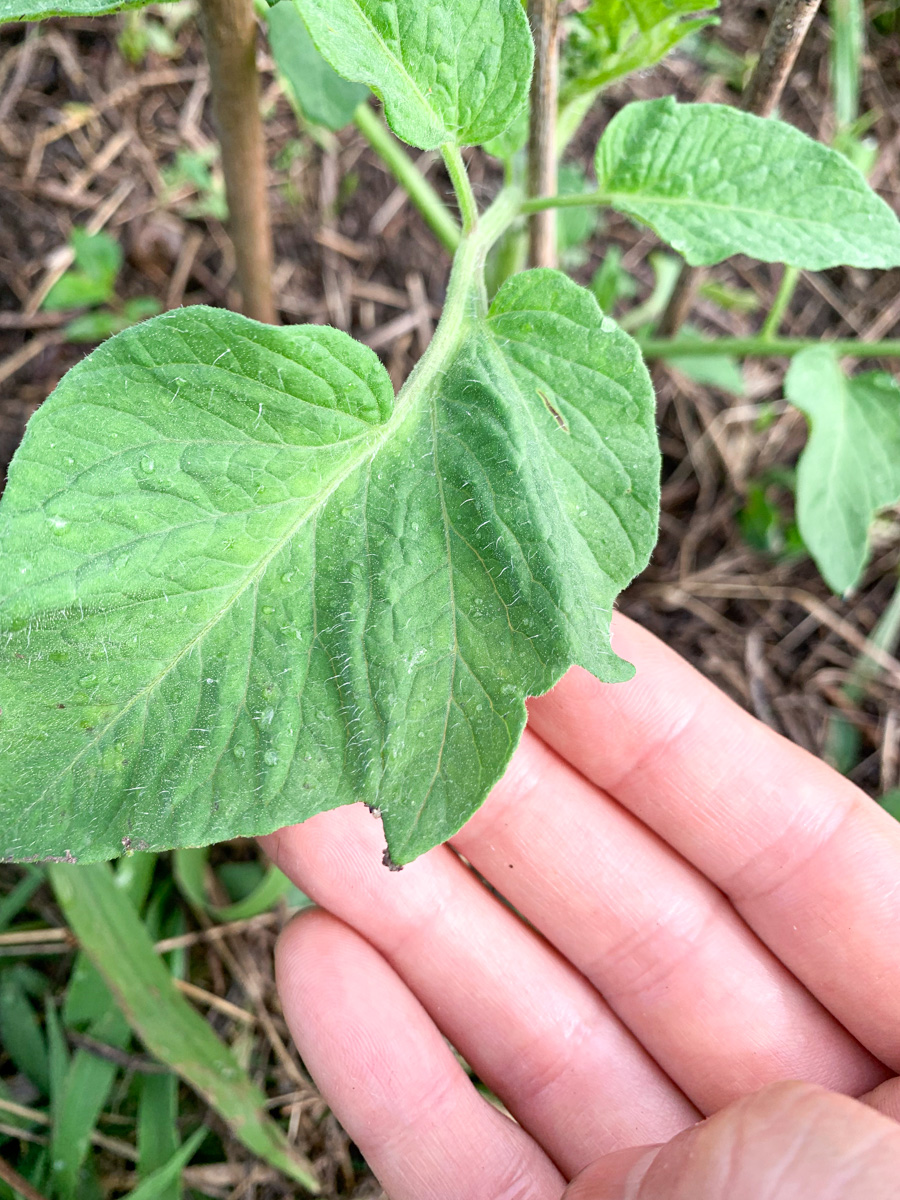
[527,614,900,1072]
[565,1082,900,1200]
[861,1078,900,1123]
[452,729,886,1112]
[263,807,698,1178]
[276,909,564,1200]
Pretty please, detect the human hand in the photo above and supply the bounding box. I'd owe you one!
[261,615,900,1198]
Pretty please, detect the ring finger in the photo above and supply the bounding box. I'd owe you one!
[263,804,698,1179]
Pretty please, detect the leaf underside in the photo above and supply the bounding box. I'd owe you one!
[267,0,368,132]
[0,0,160,18]
[0,271,659,866]
[785,346,900,595]
[289,0,534,150]
[596,97,900,269]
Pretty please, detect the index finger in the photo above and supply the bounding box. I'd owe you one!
[526,614,900,1072]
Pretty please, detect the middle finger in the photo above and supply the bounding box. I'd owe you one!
[452,729,886,1114]
[262,805,698,1179]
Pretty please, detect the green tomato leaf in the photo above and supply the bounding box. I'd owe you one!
[267,0,368,131]
[0,267,658,867]
[289,0,533,150]
[563,0,719,101]
[785,346,900,594]
[0,0,158,18]
[596,97,900,268]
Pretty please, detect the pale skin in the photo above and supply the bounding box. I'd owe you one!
[261,615,900,1198]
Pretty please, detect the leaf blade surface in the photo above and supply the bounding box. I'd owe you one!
[785,346,900,594]
[0,0,158,18]
[0,273,658,866]
[267,0,368,131]
[595,97,900,268]
[289,0,533,149]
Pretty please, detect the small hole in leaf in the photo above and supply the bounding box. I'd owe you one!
[537,389,569,433]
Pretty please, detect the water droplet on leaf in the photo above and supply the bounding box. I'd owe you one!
[140,456,155,474]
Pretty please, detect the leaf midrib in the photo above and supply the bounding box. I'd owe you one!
[606,187,880,233]
[25,414,399,812]
[26,306,490,814]
[21,185,524,822]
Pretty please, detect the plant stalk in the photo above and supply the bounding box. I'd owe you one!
[520,189,608,214]
[396,186,522,419]
[743,0,824,118]
[441,144,479,233]
[526,0,560,268]
[760,264,801,339]
[353,104,460,253]
[640,335,900,359]
[657,0,823,336]
[198,0,277,324]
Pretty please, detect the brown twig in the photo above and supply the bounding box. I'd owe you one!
[0,1154,52,1200]
[197,0,277,324]
[657,0,824,336]
[526,0,560,268]
[742,0,824,118]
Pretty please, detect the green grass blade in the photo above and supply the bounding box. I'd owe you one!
[50,1007,130,1200]
[115,852,158,912]
[0,972,50,1094]
[211,865,294,921]
[45,998,69,1107]
[47,863,319,1193]
[138,1074,180,1200]
[127,1126,206,1200]
[0,868,46,934]
[173,847,295,922]
[831,0,863,128]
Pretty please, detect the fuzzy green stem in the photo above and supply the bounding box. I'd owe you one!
[400,186,522,411]
[519,189,607,214]
[760,265,800,339]
[353,104,460,254]
[441,144,479,233]
[640,335,900,359]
